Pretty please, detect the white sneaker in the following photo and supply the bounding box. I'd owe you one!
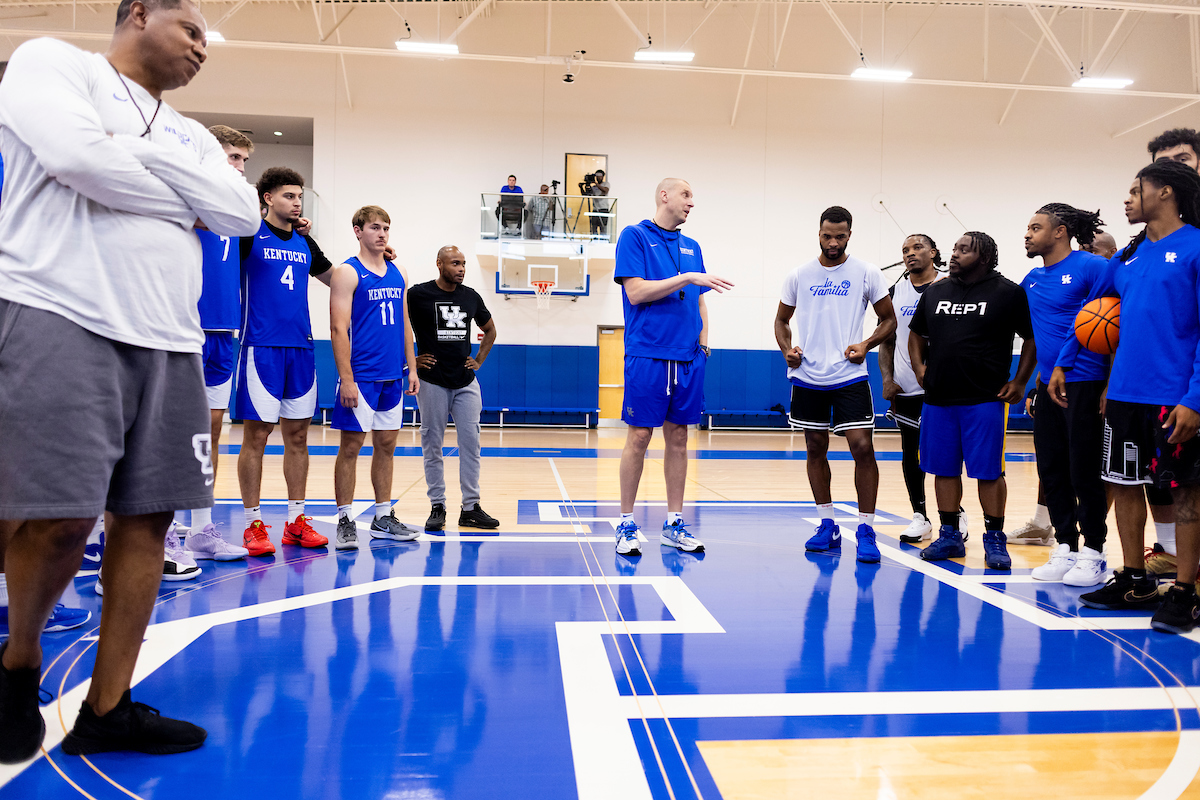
[1062,545,1107,587]
[900,512,933,543]
[186,523,249,561]
[1031,542,1077,581]
[959,510,970,542]
[164,521,202,582]
[1007,519,1055,545]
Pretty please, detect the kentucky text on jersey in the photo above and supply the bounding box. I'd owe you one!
[259,248,309,264]
[368,287,405,301]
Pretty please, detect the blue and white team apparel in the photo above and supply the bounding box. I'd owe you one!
[197,228,242,409]
[1057,225,1200,411]
[1021,249,1109,385]
[889,274,940,398]
[234,220,330,422]
[614,219,710,427]
[332,257,409,433]
[779,256,889,390]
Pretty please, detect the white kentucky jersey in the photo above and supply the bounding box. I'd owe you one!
[0,38,259,353]
[891,272,943,396]
[779,255,888,388]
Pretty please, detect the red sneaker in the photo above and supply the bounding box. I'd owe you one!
[282,514,329,548]
[243,520,275,557]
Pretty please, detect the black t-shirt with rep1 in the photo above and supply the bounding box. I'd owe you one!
[407,280,493,390]
[908,270,1034,406]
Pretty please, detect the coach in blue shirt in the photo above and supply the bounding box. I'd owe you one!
[612,178,733,557]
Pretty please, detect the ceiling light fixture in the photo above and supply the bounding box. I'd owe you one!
[273,131,283,136]
[633,51,694,63]
[851,67,911,82]
[395,41,459,56]
[1072,76,1133,89]
[206,31,225,43]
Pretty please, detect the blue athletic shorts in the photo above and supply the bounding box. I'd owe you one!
[622,352,706,428]
[919,401,1007,481]
[234,345,317,423]
[202,331,236,410]
[331,379,405,432]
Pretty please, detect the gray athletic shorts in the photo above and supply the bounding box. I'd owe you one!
[0,300,214,519]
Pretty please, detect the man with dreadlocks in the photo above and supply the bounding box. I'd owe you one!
[879,234,967,544]
[1021,204,1111,587]
[908,232,1037,570]
[1052,160,1200,634]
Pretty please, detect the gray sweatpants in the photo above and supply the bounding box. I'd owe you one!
[418,378,482,509]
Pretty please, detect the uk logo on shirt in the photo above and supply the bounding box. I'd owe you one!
[436,303,468,341]
[1167,252,1178,263]
[1061,274,1072,284]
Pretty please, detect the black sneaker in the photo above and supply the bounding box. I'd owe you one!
[1079,569,1161,610]
[459,504,499,529]
[0,643,45,765]
[1151,584,1200,635]
[61,690,206,756]
[425,503,447,531]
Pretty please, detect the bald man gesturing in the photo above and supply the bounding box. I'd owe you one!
[613,179,734,556]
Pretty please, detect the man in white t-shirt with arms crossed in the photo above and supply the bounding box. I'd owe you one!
[775,206,896,564]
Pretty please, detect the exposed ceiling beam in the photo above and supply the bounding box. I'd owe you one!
[680,0,721,48]
[320,5,355,41]
[1113,99,1200,138]
[210,0,252,30]
[6,26,1198,102]
[773,0,793,66]
[449,0,494,42]
[999,6,1061,125]
[1089,8,1127,70]
[816,0,862,61]
[1024,3,1077,80]
[730,0,761,126]
[606,0,648,48]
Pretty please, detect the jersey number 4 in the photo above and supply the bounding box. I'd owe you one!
[280,265,295,291]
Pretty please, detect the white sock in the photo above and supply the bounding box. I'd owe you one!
[87,516,104,545]
[191,507,212,529]
[859,512,874,528]
[667,511,683,525]
[1032,504,1051,528]
[817,503,834,523]
[245,506,261,527]
[1155,522,1177,556]
[374,501,392,520]
[621,513,636,524]
[0,574,8,606]
[288,500,305,520]
[337,504,353,521]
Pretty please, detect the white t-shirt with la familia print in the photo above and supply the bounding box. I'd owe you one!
[780,255,889,388]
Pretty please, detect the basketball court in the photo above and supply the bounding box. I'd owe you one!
[2,425,1197,799]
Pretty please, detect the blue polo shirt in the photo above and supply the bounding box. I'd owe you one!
[614,219,709,361]
[1021,249,1109,384]
[1057,225,1200,411]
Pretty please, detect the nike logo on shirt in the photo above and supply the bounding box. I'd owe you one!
[258,235,271,239]
[649,243,659,247]
[1127,256,1138,264]
[113,93,128,102]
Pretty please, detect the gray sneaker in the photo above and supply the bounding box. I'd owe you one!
[335,516,359,551]
[1007,519,1055,545]
[370,510,421,542]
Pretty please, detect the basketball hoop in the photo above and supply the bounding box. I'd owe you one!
[532,280,555,310]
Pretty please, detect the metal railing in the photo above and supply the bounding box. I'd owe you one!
[480,192,618,243]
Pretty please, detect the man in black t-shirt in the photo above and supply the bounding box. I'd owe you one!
[908,232,1037,570]
[407,246,499,531]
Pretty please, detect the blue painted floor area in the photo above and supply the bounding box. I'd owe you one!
[5,499,1199,799]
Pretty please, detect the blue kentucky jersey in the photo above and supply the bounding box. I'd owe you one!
[197,229,241,331]
[347,256,407,382]
[1021,249,1109,384]
[241,220,316,348]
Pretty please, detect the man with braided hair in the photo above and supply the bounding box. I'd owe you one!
[1021,204,1111,586]
[908,232,1037,571]
[1052,160,1200,633]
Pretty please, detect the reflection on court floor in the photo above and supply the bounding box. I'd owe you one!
[2,490,1198,799]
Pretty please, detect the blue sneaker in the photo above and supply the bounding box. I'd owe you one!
[661,519,704,552]
[0,603,91,633]
[920,526,966,561]
[983,531,1011,570]
[615,520,641,556]
[77,531,104,576]
[855,524,880,563]
[805,520,841,552]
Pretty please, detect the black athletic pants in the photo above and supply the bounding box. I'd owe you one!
[1033,380,1107,551]
[899,422,925,515]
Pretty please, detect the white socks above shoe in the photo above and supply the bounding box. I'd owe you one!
[191,507,212,529]
[1154,522,1177,556]
[859,512,874,528]
[375,501,391,520]
[0,573,7,606]
[817,503,834,523]
[338,504,353,521]
[87,516,104,545]
[245,506,261,527]
[1032,504,1051,529]
[667,511,683,525]
[621,513,635,525]
[288,500,305,520]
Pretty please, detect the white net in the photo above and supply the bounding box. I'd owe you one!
[533,281,554,310]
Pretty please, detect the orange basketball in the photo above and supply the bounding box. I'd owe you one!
[1074,297,1120,355]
